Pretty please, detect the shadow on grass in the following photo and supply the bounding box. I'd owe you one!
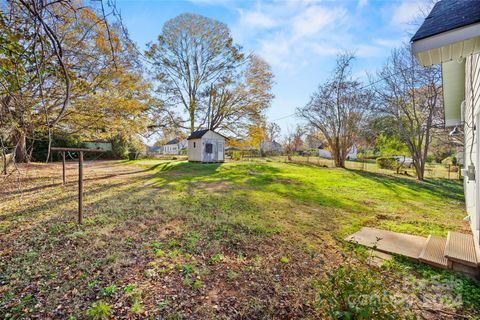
[146,161,356,212]
[346,168,464,203]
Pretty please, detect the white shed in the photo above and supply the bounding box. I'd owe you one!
[187,129,226,163]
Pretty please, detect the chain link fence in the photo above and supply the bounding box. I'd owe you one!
[264,155,463,180]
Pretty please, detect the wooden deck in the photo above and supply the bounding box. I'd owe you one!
[345,227,427,259]
[346,227,479,276]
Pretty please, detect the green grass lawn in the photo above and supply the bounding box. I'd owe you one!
[0,159,478,319]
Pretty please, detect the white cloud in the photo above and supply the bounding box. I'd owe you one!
[238,9,277,28]
[292,6,347,38]
[391,0,423,26]
[357,0,368,9]
[231,0,410,72]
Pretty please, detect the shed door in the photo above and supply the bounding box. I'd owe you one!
[204,141,214,162]
[218,141,224,161]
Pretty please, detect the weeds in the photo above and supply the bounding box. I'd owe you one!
[101,284,117,297]
[316,264,405,319]
[86,301,111,320]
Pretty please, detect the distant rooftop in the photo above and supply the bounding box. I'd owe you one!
[411,0,480,42]
[165,138,179,145]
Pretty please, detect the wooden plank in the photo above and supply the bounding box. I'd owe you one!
[445,232,478,267]
[345,227,427,259]
[419,235,448,269]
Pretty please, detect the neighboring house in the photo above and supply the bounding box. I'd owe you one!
[84,140,112,151]
[260,141,282,154]
[318,144,357,160]
[148,146,162,154]
[187,129,226,163]
[410,0,480,270]
[162,138,187,155]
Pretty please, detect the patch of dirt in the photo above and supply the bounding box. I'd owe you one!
[274,178,301,185]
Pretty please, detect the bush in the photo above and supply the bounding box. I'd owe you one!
[231,151,241,160]
[29,133,85,162]
[316,264,403,319]
[376,157,397,170]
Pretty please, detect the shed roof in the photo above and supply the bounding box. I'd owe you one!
[187,129,226,140]
[411,0,480,42]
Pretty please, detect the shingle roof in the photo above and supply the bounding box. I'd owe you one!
[187,129,210,140]
[411,0,480,42]
[166,138,179,145]
[187,129,228,140]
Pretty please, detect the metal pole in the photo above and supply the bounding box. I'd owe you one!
[78,151,83,224]
[62,151,66,185]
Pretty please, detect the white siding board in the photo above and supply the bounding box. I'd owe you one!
[464,52,480,245]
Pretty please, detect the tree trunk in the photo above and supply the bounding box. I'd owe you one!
[12,128,29,163]
[413,159,424,180]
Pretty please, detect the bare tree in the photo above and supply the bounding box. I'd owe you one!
[298,53,373,168]
[205,54,274,136]
[373,45,442,180]
[146,13,244,134]
[265,122,281,142]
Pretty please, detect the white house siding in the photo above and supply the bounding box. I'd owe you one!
[188,139,202,161]
[464,52,480,245]
[163,145,179,155]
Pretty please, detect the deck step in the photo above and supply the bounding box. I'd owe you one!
[418,235,448,269]
[445,232,478,267]
[345,227,427,259]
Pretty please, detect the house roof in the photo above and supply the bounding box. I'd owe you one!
[149,146,162,152]
[186,129,227,140]
[411,0,480,42]
[165,138,179,145]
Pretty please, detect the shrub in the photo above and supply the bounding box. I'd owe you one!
[316,264,403,319]
[231,151,241,160]
[376,157,397,170]
[86,301,111,320]
[441,156,457,167]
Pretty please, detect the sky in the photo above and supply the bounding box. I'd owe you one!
[116,0,429,135]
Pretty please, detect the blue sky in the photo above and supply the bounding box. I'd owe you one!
[117,0,428,134]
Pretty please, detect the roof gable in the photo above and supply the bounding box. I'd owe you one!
[411,0,480,42]
[187,129,226,140]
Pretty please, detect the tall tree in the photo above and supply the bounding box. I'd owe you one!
[146,13,244,133]
[298,53,373,167]
[205,54,274,136]
[374,45,442,180]
[0,0,152,163]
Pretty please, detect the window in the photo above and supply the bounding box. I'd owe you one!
[205,143,213,154]
[193,142,196,148]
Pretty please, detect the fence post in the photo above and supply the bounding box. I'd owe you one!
[78,151,83,224]
[62,151,66,185]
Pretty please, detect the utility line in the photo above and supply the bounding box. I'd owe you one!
[270,64,421,122]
